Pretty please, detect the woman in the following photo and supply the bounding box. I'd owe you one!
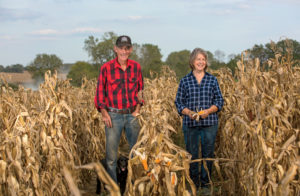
[175,48,224,191]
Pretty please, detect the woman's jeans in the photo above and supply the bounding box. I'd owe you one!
[105,112,140,183]
[183,124,218,188]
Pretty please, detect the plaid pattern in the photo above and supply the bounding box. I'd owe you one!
[175,71,224,127]
[94,58,144,110]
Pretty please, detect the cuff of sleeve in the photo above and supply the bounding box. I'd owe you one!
[139,100,145,106]
[96,103,107,112]
[214,104,222,112]
[178,106,186,116]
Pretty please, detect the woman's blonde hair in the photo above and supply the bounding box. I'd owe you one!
[189,48,209,70]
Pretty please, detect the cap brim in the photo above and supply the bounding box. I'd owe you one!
[117,43,132,47]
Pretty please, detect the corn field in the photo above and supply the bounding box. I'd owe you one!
[0,49,299,196]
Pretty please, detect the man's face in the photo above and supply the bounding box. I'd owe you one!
[114,45,132,62]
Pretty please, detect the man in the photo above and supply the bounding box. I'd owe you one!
[94,35,144,183]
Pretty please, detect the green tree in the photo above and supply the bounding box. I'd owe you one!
[206,51,214,64]
[246,39,300,67]
[4,64,25,73]
[67,61,97,86]
[247,44,272,64]
[27,54,63,80]
[267,39,300,66]
[83,32,163,78]
[226,54,240,74]
[133,44,162,67]
[132,43,163,78]
[165,50,190,79]
[207,50,227,70]
[0,65,4,72]
[84,32,118,65]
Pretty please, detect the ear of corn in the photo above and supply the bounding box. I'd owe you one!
[197,110,205,115]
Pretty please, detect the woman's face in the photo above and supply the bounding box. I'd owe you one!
[193,53,207,72]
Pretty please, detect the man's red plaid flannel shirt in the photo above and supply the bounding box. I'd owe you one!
[94,57,144,110]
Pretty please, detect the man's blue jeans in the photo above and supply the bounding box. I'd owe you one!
[105,112,140,183]
[183,124,218,188]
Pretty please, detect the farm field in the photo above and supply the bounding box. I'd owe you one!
[0,52,299,196]
[0,71,67,89]
[0,71,34,84]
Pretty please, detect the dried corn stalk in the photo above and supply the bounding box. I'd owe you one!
[0,43,299,196]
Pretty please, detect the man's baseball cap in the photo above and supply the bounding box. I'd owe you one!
[116,35,132,47]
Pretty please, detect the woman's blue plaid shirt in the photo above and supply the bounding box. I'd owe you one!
[175,71,224,127]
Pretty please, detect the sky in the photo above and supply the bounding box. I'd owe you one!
[0,0,299,66]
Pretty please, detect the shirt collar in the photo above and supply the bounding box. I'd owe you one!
[188,71,207,76]
[189,71,208,82]
[114,57,132,69]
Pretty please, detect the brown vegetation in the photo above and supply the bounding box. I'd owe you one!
[0,71,34,84]
[0,51,299,196]
[0,71,67,85]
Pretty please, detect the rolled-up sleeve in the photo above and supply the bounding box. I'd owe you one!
[94,66,107,111]
[175,79,187,115]
[212,78,224,112]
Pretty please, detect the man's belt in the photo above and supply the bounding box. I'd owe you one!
[107,105,136,114]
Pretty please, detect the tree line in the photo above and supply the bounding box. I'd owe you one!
[0,64,25,73]
[1,31,299,87]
